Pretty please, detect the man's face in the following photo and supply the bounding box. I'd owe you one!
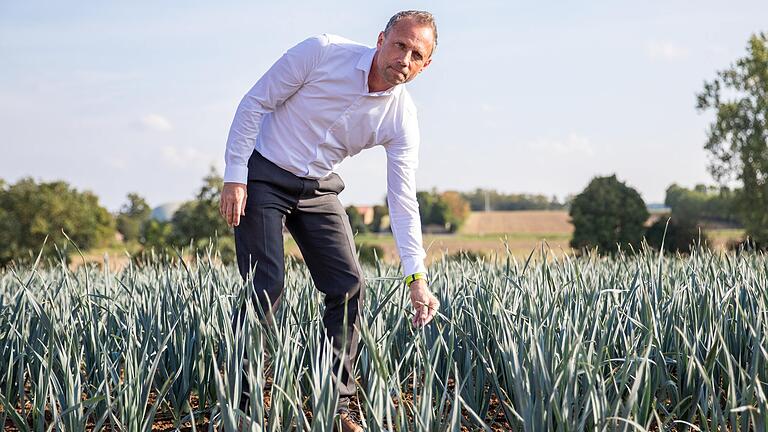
[375,18,434,87]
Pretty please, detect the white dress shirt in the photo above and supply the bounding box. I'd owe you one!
[224,33,427,277]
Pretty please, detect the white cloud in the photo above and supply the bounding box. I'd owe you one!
[706,44,728,56]
[646,41,688,61]
[160,145,210,167]
[138,114,173,132]
[103,155,128,170]
[480,103,495,113]
[525,133,594,157]
[73,69,138,83]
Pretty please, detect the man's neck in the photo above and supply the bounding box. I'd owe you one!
[367,51,393,93]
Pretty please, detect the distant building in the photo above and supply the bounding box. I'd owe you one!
[151,202,184,222]
[646,203,671,214]
[350,205,375,225]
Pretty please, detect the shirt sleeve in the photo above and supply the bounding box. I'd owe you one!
[383,109,428,278]
[223,34,328,184]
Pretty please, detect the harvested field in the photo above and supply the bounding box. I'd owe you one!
[459,210,573,235]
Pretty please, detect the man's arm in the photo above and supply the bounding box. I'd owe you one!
[383,113,439,327]
[384,141,427,277]
[220,35,327,227]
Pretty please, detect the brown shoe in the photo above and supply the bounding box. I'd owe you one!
[236,417,247,432]
[334,409,364,432]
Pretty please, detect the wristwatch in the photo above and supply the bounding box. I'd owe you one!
[404,272,428,288]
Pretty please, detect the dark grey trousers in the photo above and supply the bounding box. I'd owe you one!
[231,148,366,407]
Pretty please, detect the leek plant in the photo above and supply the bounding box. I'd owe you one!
[0,244,766,431]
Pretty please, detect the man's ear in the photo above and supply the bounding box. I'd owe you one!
[376,31,385,49]
[421,57,433,71]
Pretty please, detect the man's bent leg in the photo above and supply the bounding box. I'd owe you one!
[285,192,366,404]
[232,148,301,329]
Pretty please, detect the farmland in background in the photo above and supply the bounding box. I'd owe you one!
[285,211,745,266]
[73,211,745,273]
[460,211,574,235]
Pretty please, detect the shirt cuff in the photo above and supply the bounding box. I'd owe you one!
[223,164,248,184]
[401,255,427,278]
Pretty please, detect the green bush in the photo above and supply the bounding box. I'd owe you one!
[141,219,174,250]
[169,167,232,247]
[116,193,152,242]
[415,189,470,232]
[194,236,236,266]
[569,175,649,255]
[445,250,485,262]
[726,237,766,254]
[645,216,708,254]
[356,242,384,267]
[345,206,369,234]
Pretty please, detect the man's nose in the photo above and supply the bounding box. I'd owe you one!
[398,51,412,66]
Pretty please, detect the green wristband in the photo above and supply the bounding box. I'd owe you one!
[404,272,428,287]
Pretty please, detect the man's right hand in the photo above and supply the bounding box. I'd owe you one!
[220,182,247,227]
[409,279,439,328]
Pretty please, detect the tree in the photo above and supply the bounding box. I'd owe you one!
[141,219,173,250]
[650,183,723,253]
[0,178,115,266]
[414,188,470,232]
[440,191,470,232]
[416,189,440,226]
[664,183,738,225]
[569,175,649,254]
[645,217,708,254]
[665,184,705,222]
[427,195,449,228]
[116,193,151,242]
[170,166,232,246]
[369,205,388,232]
[460,188,565,211]
[345,206,369,234]
[697,33,768,245]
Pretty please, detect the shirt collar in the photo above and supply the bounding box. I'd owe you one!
[357,47,398,96]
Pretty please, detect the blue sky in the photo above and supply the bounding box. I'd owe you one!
[1,1,766,211]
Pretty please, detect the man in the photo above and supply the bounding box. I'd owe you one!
[220,10,440,431]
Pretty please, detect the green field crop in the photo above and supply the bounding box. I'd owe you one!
[0,244,766,431]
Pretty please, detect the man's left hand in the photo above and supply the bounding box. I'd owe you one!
[409,279,439,327]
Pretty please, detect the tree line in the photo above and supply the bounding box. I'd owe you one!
[0,168,234,267]
[461,189,565,211]
[0,170,474,267]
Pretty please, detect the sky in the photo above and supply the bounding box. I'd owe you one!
[1,1,766,212]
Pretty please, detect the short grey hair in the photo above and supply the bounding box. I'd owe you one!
[384,10,438,56]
